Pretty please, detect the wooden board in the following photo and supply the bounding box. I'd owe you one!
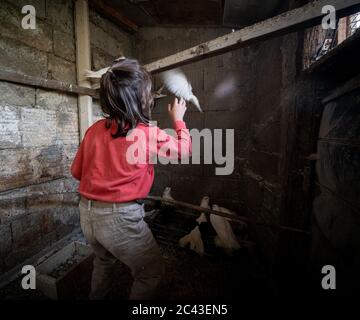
[91,0,138,33]
[0,70,98,98]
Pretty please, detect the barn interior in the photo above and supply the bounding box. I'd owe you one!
[0,0,360,299]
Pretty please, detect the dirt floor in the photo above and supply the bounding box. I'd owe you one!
[0,207,273,300]
[0,243,271,300]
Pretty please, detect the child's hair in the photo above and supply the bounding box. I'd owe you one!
[100,58,153,137]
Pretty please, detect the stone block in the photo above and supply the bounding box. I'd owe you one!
[48,54,76,84]
[11,213,42,250]
[92,46,116,70]
[0,1,52,52]
[53,29,75,62]
[36,90,78,113]
[0,146,65,192]
[46,0,74,35]
[56,111,79,145]
[90,22,127,58]
[20,107,57,147]
[0,36,48,78]
[0,82,35,106]
[0,106,22,149]
[89,9,133,55]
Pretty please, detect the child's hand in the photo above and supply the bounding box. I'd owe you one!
[168,97,187,123]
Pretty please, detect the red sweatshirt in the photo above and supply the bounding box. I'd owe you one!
[71,119,192,202]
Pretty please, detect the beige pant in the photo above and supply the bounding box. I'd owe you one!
[79,198,164,300]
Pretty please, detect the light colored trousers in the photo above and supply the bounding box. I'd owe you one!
[79,198,164,300]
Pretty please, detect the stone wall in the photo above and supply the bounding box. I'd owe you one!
[0,0,133,275]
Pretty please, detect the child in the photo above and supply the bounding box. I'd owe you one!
[71,58,191,299]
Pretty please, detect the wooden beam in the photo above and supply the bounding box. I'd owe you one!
[75,0,93,141]
[146,196,310,234]
[145,0,360,74]
[91,0,138,33]
[0,70,99,98]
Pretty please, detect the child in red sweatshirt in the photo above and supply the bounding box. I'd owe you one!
[71,58,191,299]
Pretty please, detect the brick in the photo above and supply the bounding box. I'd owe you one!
[0,106,21,149]
[0,82,35,106]
[46,0,74,35]
[0,1,52,52]
[0,36,47,78]
[48,54,76,84]
[53,29,75,62]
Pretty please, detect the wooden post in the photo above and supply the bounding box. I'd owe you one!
[75,0,93,141]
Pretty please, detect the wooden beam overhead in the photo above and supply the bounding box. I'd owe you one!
[0,70,99,98]
[144,0,360,74]
[91,0,138,33]
[87,0,360,79]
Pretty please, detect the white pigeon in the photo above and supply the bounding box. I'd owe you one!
[162,186,174,200]
[179,226,204,256]
[196,196,210,224]
[161,69,202,112]
[211,204,241,255]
